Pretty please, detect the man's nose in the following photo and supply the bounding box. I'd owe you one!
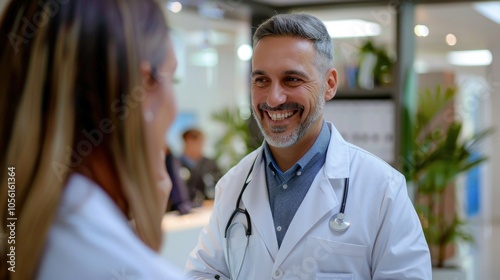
[266,83,286,108]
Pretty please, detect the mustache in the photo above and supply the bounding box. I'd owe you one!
[258,103,304,111]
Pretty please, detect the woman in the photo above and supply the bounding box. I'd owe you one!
[0,0,184,279]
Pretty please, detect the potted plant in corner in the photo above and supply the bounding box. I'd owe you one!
[401,85,493,277]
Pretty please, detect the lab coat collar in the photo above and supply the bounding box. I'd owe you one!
[242,122,351,268]
[241,149,280,260]
[324,122,350,179]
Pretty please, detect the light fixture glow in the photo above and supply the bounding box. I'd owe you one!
[322,20,381,38]
[414,25,429,37]
[190,48,218,67]
[414,60,429,74]
[473,2,500,24]
[237,44,253,61]
[167,1,182,13]
[447,49,492,66]
[446,34,457,46]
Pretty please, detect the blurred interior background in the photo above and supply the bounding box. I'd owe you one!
[2,0,498,279]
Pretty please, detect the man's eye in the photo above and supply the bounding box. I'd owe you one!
[285,77,302,85]
[253,77,269,86]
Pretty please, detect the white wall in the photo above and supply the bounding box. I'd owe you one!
[167,10,251,157]
[489,49,500,224]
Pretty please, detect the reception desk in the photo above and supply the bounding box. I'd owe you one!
[160,202,213,269]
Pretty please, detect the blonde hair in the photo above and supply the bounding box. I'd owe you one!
[0,0,169,279]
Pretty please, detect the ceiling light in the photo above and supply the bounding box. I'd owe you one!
[447,49,492,66]
[446,34,457,46]
[473,2,500,24]
[414,25,429,37]
[167,1,182,13]
[237,44,252,61]
[323,20,381,38]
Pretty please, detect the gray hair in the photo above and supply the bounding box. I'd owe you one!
[253,13,334,74]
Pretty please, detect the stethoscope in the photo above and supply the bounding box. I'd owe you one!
[223,158,256,280]
[224,156,351,279]
[329,177,351,232]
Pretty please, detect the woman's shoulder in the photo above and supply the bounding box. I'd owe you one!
[36,173,186,279]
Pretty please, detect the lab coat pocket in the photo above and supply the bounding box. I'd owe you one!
[303,236,367,275]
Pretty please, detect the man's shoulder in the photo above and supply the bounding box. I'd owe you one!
[217,149,261,186]
[342,142,402,177]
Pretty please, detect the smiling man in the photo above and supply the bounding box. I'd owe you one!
[186,13,431,280]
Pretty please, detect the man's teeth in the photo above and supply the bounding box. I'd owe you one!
[268,111,294,121]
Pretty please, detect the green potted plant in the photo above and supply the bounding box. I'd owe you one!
[211,107,261,172]
[402,85,493,269]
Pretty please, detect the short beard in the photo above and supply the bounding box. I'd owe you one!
[252,91,325,148]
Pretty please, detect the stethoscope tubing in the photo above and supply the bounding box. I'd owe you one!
[224,155,351,277]
[224,157,257,238]
[340,177,349,214]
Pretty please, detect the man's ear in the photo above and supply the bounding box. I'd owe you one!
[324,68,338,101]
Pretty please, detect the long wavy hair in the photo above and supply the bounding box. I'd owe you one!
[0,0,170,279]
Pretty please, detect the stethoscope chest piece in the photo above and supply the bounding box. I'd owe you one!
[329,212,351,232]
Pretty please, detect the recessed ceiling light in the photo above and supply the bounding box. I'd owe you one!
[446,34,457,46]
[237,44,253,61]
[447,49,492,66]
[414,25,429,37]
[167,1,182,13]
[473,2,500,24]
[323,20,381,38]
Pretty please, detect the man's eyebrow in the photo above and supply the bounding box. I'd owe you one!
[251,69,310,78]
[283,70,309,79]
[251,70,267,77]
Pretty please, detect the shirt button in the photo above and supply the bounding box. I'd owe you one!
[272,268,284,279]
[296,171,302,176]
[282,184,288,190]
[276,226,282,232]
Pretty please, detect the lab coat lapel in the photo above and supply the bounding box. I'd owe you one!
[273,173,343,268]
[241,154,279,261]
[274,122,351,268]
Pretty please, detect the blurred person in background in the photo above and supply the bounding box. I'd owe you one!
[165,146,192,214]
[180,128,222,206]
[0,0,185,279]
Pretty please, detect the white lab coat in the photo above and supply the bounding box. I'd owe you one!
[37,173,186,280]
[186,122,431,279]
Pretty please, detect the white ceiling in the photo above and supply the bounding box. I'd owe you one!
[252,0,500,71]
[252,0,500,51]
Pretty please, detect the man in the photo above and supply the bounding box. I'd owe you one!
[180,128,222,206]
[186,13,431,279]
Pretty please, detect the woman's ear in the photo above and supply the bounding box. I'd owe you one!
[141,61,152,79]
[325,68,338,101]
[141,61,158,89]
